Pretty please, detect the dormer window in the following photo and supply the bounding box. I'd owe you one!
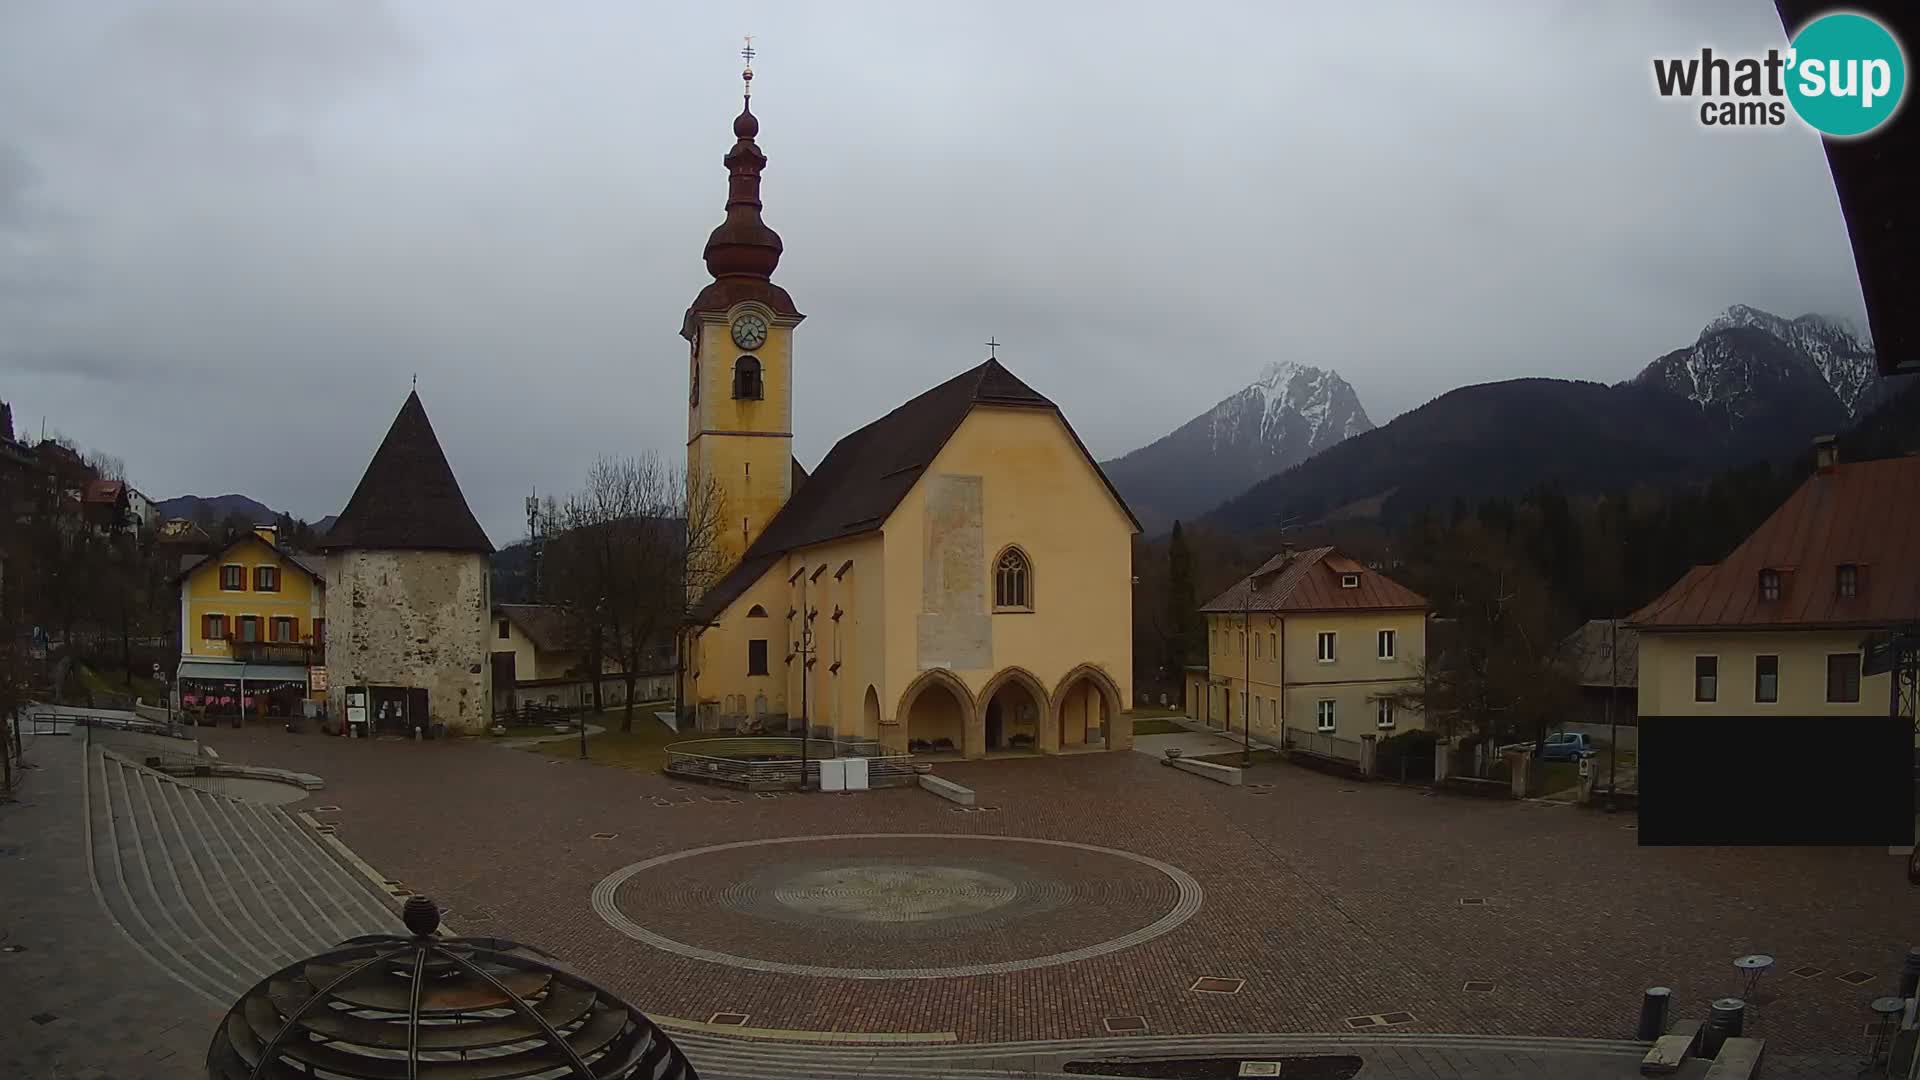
[1340,574,1360,589]
[1758,569,1781,602]
[732,356,763,400]
[1836,564,1858,599]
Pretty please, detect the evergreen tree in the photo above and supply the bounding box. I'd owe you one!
[1165,521,1200,702]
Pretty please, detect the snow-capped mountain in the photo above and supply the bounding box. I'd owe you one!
[1635,304,1888,421]
[1101,362,1374,530]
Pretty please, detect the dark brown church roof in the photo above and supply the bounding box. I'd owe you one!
[319,391,493,554]
[691,358,1140,622]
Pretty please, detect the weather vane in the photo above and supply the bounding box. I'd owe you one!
[741,35,755,98]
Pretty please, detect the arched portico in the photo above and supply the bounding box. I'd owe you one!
[1052,664,1128,751]
[897,668,976,757]
[977,667,1052,754]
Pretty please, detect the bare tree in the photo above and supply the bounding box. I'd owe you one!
[546,454,727,734]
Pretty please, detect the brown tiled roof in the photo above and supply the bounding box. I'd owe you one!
[174,535,325,585]
[319,391,493,554]
[496,603,579,654]
[83,479,124,504]
[690,358,1141,623]
[1628,455,1920,629]
[1560,619,1639,689]
[1199,546,1427,614]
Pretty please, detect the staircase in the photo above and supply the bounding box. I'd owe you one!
[84,744,401,1006]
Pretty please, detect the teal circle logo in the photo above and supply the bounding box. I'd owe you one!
[1787,12,1906,137]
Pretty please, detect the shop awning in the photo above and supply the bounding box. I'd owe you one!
[176,660,309,683]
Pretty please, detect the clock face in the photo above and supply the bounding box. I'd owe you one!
[731,313,769,350]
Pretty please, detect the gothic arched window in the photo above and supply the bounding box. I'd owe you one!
[746,605,768,618]
[993,546,1032,611]
[733,356,763,400]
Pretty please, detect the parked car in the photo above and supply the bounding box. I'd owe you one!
[1539,731,1592,762]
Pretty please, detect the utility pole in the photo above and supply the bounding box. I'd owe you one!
[1242,589,1252,768]
[795,567,814,788]
[1606,618,1618,812]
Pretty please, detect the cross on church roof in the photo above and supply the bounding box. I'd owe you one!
[985,337,1001,359]
[741,35,755,97]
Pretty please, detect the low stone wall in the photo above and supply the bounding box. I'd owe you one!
[919,774,975,805]
[1168,757,1242,786]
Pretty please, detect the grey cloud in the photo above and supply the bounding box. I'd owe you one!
[0,0,1870,542]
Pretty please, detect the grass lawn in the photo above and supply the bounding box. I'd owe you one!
[73,664,166,705]
[527,711,721,773]
[1537,760,1580,794]
[1131,717,1189,735]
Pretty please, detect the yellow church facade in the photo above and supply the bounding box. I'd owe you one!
[678,75,1137,758]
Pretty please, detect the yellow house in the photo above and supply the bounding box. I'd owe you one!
[1628,440,1919,726]
[175,525,326,717]
[1190,547,1428,752]
[678,85,1139,758]
[490,604,674,717]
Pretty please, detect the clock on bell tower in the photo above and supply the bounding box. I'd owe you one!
[682,51,804,573]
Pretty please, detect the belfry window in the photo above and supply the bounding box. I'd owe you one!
[733,356,763,400]
[994,547,1033,611]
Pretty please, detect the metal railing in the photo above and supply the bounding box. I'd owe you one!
[663,737,917,788]
[24,707,189,740]
[1285,726,1363,763]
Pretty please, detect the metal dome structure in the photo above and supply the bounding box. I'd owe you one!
[206,896,698,1079]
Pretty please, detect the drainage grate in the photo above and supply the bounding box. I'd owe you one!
[1102,1016,1148,1034]
[314,824,337,835]
[1237,1064,1282,1078]
[546,759,565,765]
[977,805,1001,813]
[703,796,739,804]
[949,806,978,814]
[1838,970,1876,986]
[1379,1011,1416,1025]
[707,1012,750,1026]
[30,1012,56,1025]
[1462,980,1495,993]
[1189,976,1245,994]
[755,792,778,800]
[314,805,342,813]
[1459,897,1487,906]
[590,832,618,840]
[1343,1015,1380,1029]
[1790,965,1825,979]
[651,800,675,808]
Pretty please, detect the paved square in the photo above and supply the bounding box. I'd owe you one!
[118,725,1920,1055]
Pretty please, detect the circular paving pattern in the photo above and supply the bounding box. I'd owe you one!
[591,833,1204,979]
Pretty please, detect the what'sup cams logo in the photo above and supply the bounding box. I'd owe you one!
[1654,11,1906,137]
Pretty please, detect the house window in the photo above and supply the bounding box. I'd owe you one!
[1316,699,1336,732]
[202,614,228,640]
[1377,629,1396,660]
[994,547,1032,610]
[1317,631,1336,662]
[1240,691,1247,717]
[1755,654,1779,703]
[1254,635,1262,660]
[1758,569,1780,602]
[220,564,246,591]
[269,617,296,643]
[732,356,764,400]
[1376,697,1395,729]
[254,565,279,592]
[1827,652,1861,703]
[237,616,261,644]
[1253,694,1262,720]
[1269,632,1276,660]
[1837,564,1858,598]
[747,639,769,676]
[498,618,510,640]
[1693,656,1717,702]
[1340,573,1360,589]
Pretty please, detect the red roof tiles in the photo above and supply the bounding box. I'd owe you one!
[1199,547,1427,614]
[1628,455,1920,630]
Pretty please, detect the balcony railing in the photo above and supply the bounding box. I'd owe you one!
[228,640,320,666]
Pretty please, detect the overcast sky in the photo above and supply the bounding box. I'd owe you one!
[0,1,1869,545]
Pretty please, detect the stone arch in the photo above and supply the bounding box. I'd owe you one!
[1052,663,1128,752]
[897,668,976,758]
[977,666,1052,754]
[746,604,768,618]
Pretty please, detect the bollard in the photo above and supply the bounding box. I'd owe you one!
[1701,997,1744,1058]
[1901,946,1920,1000]
[1637,986,1672,1041]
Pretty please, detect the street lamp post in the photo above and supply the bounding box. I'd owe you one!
[582,595,605,761]
[1606,618,1618,812]
[795,568,813,788]
[1242,593,1253,769]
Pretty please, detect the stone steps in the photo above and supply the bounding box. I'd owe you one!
[85,745,400,1007]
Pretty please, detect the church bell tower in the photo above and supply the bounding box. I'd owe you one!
[683,40,804,572]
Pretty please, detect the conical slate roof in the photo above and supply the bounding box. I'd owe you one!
[319,391,493,553]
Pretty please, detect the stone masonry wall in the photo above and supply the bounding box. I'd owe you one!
[325,549,491,734]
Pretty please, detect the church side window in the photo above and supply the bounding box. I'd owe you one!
[733,356,763,400]
[747,639,769,676]
[994,546,1032,611]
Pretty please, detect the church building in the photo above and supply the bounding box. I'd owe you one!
[681,64,1139,758]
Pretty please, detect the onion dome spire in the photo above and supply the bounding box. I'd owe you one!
[703,36,783,281]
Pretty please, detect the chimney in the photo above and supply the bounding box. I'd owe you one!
[253,524,277,548]
[1813,434,1839,475]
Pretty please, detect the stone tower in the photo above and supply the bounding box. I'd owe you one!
[682,59,805,572]
[318,391,495,734]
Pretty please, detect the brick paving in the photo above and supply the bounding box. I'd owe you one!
[186,724,1920,1057]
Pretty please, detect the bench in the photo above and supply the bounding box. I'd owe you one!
[1701,1037,1763,1079]
[1642,1020,1702,1074]
[1169,757,1243,786]
[918,774,974,806]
